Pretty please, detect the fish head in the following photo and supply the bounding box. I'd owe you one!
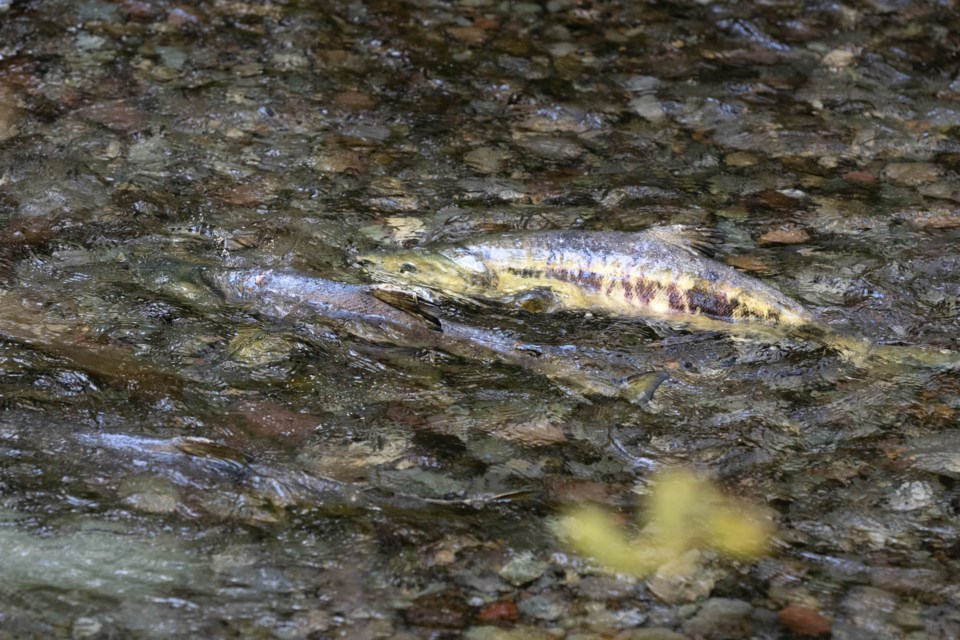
[356,246,495,296]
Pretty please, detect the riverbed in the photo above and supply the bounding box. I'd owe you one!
[1,1,959,638]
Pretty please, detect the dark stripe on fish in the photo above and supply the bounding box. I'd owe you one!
[634,279,657,304]
[511,265,783,324]
[506,267,544,279]
[666,283,685,311]
[685,287,780,323]
[687,288,733,318]
[541,267,605,292]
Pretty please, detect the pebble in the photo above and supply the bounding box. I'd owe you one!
[0,84,22,142]
[901,434,960,476]
[477,599,519,623]
[681,598,754,640]
[869,566,946,595]
[575,574,638,600]
[888,481,935,512]
[117,477,179,514]
[617,629,686,640]
[464,146,512,174]
[923,604,960,639]
[498,550,549,586]
[628,95,666,122]
[514,135,584,161]
[724,151,758,167]
[778,605,832,637]
[547,42,578,58]
[822,47,858,69]
[882,162,942,186]
[623,75,661,93]
[840,586,898,633]
[71,617,103,639]
[646,550,717,605]
[517,590,567,621]
[584,604,647,628]
[447,26,488,45]
[894,206,960,229]
[406,590,471,631]
[758,225,811,245]
[465,625,559,640]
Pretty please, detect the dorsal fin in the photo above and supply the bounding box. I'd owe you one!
[645,225,721,258]
[371,287,443,331]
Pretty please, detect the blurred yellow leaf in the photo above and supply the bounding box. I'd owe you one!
[556,469,773,577]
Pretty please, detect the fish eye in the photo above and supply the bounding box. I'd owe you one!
[399,262,418,274]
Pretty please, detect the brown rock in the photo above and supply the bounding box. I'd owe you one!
[217,183,266,207]
[496,419,567,446]
[894,206,960,229]
[477,600,520,623]
[725,151,758,167]
[759,225,811,245]
[77,100,149,132]
[230,401,322,442]
[883,162,941,186]
[725,254,773,273]
[333,91,376,110]
[446,26,488,45]
[406,590,470,630]
[841,168,877,185]
[121,0,163,21]
[385,403,426,427]
[748,189,802,211]
[0,84,21,143]
[777,605,831,637]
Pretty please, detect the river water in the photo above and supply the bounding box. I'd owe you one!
[1,1,959,638]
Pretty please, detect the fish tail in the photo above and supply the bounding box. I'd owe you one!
[824,333,960,371]
[867,343,960,370]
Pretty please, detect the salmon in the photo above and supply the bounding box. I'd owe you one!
[202,269,668,404]
[358,226,816,331]
[357,226,959,369]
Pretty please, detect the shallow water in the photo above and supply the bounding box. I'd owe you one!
[1,1,959,638]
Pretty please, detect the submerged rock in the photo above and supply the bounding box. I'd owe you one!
[682,598,754,640]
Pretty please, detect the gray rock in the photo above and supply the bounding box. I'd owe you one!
[517,590,567,621]
[498,550,549,586]
[628,95,666,122]
[889,481,935,511]
[682,598,754,640]
[619,627,686,640]
[841,586,899,636]
[923,604,960,640]
[647,550,717,605]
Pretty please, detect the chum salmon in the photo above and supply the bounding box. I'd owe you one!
[357,226,958,369]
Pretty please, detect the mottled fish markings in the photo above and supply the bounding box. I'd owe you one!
[506,267,544,280]
[544,267,605,293]
[358,226,818,333]
[518,261,779,324]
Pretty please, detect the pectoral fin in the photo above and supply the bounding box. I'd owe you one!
[512,286,561,313]
[372,287,443,331]
[620,371,669,405]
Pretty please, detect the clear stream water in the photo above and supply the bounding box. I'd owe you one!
[1,1,959,638]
